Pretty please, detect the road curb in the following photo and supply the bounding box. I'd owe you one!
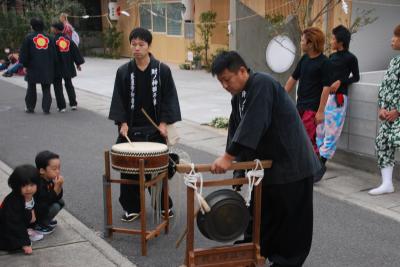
[314,186,400,224]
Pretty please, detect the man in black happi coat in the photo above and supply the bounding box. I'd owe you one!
[109,28,181,222]
[19,17,56,114]
[51,22,85,112]
[210,51,322,267]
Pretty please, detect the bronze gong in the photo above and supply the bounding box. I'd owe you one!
[197,189,250,242]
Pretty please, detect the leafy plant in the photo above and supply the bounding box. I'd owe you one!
[103,23,123,59]
[197,11,217,66]
[23,0,84,29]
[0,10,29,55]
[210,117,229,129]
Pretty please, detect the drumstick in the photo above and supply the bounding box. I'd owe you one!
[125,135,134,147]
[141,108,161,131]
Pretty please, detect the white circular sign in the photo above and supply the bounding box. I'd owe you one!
[266,35,296,73]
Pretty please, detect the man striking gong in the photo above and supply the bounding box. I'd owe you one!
[210,51,322,267]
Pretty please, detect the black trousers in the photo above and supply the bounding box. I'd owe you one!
[117,129,173,214]
[25,83,51,112]
[53,77,77,110]
[37,199,65,227]
[119,173,173,214]
[245,176,313,267]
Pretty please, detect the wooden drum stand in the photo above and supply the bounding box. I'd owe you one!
[103,150,170,256]
[176,160,272,267]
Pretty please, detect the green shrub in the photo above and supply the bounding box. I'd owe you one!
[210,117,229,129]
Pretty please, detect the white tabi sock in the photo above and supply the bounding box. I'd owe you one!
[368,166,395,195]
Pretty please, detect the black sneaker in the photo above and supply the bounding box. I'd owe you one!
[161,209,174,218]
[121,212,140,222]
[33,224,54,235]
[49,220,58,227]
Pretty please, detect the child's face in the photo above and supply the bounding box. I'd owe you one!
[40,158,61,180]
[21,183,37,200]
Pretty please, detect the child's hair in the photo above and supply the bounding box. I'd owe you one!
[35,150,60,170]
[129,27,152,45]
[332,25,351,50]
[8,164,40,193]
[303,27,325,53]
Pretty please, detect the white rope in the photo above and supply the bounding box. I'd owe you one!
[183,163,210,214]
[245,159,264,207]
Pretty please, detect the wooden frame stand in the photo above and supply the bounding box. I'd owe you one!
[176,161,272,267]
[103,150,170,256]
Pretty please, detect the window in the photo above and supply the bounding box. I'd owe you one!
[167,3,183,36]
[139,4,151,30]
[152,3,166,32]
[139,2,183,36]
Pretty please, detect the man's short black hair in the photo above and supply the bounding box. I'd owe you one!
[51,22,64,32]
[35,150,60,170]
[30,17,44,32]
[332,25,351,50]
[129,27,152,45]
[8,164,40,193]
[211,51,248,76]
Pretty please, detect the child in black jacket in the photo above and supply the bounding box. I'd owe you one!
[34,151,65,235]
[0,165,42,254]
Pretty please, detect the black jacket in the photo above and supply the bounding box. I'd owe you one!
[54,32,84,79]
[0,192,32,251]
[226,72,322,185]
[34,178,63,221]
[109,55,181,130]
[19,31,56,84]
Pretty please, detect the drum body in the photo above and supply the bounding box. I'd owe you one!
[197,189,250,243]
[111,142,169,174]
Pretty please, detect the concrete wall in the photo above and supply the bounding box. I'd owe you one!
[350,0,400,72]
[232,0,301,89]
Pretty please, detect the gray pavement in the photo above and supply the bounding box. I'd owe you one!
[1,57,400,266]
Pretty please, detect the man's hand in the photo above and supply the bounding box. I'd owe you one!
[159,122,168,138]
[386,109,399,122]
[211,153,234,174]
[378,108,388,121]
[315,111,324,125]
[23,67,27,73]
[330,80,341,94]
[119,123,128,137]
[23,246,32,255]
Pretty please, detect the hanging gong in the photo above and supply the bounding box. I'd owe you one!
[197,189,250,242]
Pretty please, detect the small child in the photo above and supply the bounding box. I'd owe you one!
[0,164,42,255]
[34,151,65,235]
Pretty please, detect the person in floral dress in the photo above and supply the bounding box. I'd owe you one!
[369,24,400,195]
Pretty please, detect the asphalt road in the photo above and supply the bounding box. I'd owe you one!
[1,80,400,267]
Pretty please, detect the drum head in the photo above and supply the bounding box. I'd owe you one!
[112,142,168,154]
[197,189,250,242]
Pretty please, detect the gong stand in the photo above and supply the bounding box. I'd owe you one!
[176,160,272,267]
[103,150,169,256]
